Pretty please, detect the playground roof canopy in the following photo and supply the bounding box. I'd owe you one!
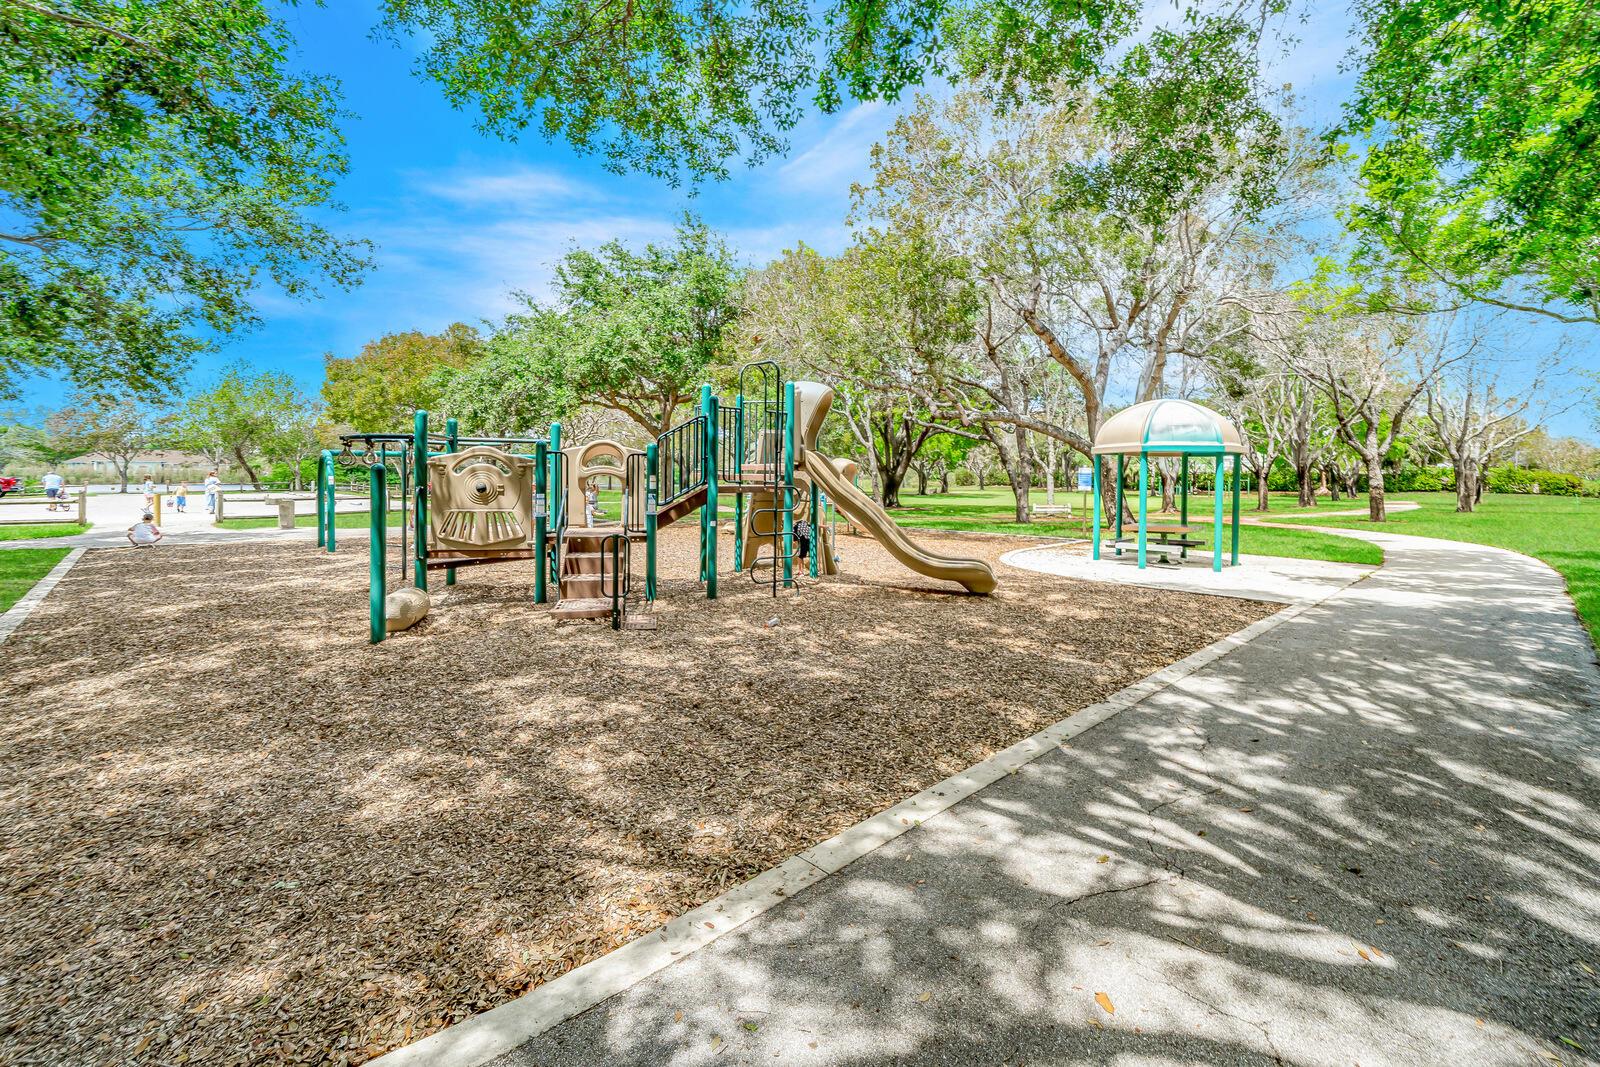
[1092,399,1244,457]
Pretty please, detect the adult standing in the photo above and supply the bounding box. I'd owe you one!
[41,469,63,512]
[203,470,221,515]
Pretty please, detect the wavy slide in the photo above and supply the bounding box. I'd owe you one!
[803,451,997,595]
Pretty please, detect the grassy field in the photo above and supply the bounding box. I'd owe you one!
[0,523,90,541]
[0,548,71,612]
[883,486,1384,565]
[1277,492,1600,649]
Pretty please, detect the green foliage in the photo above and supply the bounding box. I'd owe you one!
[171,363,317,486]
[1337,0,1600,321]
[376,0,1285,183]
[1390,465,1454,492]
[45,393,168,486]
[1486,465,1539,494]
[0,2,372,397]
[448,219,743,435]
[322,323,484,431]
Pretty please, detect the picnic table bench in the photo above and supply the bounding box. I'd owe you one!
[1112,522,1207,564]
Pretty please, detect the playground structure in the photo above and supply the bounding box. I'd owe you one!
[320,362,997,642]
[1091,398,1245,571]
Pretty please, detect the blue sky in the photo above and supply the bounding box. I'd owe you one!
[68,2,1600,437]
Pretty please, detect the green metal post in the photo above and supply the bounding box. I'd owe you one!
[1180,454,1189,526]
[369,463,387,644]
[645,442,659,600]
[783,381,796,589]
[1092,457,1102,559]
[444,417,459,587]
[413,410,428,590]
[1115,455,1125,551]
[732,395,745,572]
[548,421,562,593]
[1213,455,1225,573]
[809,480,820,578]
[1137,453,1149,569]
[1230,452,1242,566]
[534,440,548,604]
[705,387,718,599]
[325,449,339,553]
[317,450,330,548]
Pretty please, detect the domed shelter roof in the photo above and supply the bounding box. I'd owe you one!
[1092,399,1243,457]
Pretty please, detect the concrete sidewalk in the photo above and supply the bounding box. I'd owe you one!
[491,530,1600,1066]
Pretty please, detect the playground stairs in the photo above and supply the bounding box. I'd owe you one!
[554,526,649,627]
[656,486,707,528]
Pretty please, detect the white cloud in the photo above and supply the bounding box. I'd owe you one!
[420,166,595,207]
[774,101,893,193]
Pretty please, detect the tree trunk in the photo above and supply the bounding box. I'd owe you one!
[1257,473,1272,511]
[914,465,927,495]
[1159,463,1177,512]
[1323,464,1341,502]
[976,468,986,490]
[1455,462,1479,513]
[880,468,904,508]
[938,469,949,493]
[1045,438,1057,505]
[234,445,264,490]
[1296,463,1316,507]
[1365,435,1387,521]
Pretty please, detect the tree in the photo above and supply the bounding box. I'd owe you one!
[47,394,168,491]
[375,1,1286,182]
[474,220,743,438]
[322,323,484,430]
[1424,343,1571,513]
[1293,314,1454,521]
[1,2,371,399]
[853,75,1316,520]
[173,364,314,489]
[743,231,976,507]
[1337,0,1600,324]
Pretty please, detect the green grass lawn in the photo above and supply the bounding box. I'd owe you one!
[0,523,90,541]
[0,548,71,612]
[218,511,393,530]
[882,486,1384,565]
[1277,492,1600,649]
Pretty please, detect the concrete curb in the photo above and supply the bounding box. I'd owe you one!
[368,557,1371,1067]
[0,547,88,645]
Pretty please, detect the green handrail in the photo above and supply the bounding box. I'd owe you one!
[370,463,387,644]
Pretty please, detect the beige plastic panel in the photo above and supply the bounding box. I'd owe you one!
[427,446,536,550]
[563,440,646,528]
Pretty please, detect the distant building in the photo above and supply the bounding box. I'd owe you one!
[62,451,230,477]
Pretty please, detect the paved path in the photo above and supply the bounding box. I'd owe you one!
[0,491,355,550]
[492,529,1600,1067]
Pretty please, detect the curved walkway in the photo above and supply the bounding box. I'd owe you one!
[484,528,1600,1067]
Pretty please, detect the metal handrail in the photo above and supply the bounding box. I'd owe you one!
[623,451,649,534]
[601,533,631,630]
[656,415,706,507]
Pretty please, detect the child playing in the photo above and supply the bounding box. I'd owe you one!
[127,512,163,548]
[583,480,598,528]
[174,484,188,513]
[793,517,813,561]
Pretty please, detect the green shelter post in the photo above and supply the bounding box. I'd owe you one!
[1137,454,1149,569]
[782,381,796,589]
[412,410,428,590]
[1091,456,1102,559]
[1180,455,1189,527]
[704,386,719,599]
[1212,455,1225,573]
[1230,453,1242,566]
[1115,455,1125,549]
[318,449,335,550]
[533,440,549,604]
[369,463,387,644]
[444,417,459,587]
[645,442,659,600]
[732,395,745,572]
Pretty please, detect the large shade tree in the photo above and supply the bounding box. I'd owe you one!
[322,323,484,431]
[0,2,371,398]
[1337,0,1600,324]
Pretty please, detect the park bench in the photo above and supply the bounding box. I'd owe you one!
[1112,522,1207,564]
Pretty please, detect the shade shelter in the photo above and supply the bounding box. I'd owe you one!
[1091,399,1244,571]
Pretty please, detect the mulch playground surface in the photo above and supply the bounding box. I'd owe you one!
[0,526,1272,1065]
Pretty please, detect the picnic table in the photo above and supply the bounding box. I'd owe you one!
[1112,522,1206,564]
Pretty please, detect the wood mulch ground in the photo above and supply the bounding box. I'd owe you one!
[0,525,1272,1065]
